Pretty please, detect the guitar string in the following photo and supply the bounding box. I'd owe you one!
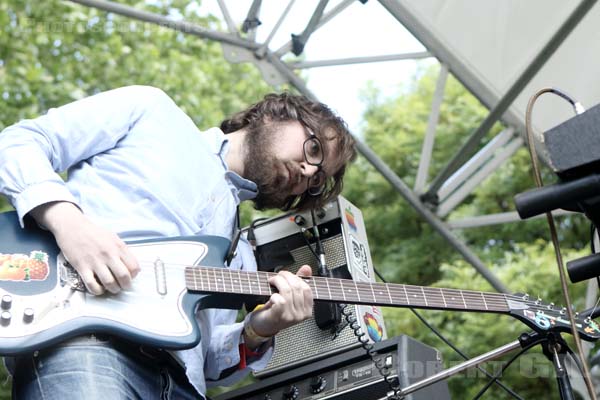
[186,270,594,336]
[178,266,548,310]
[139,260,571,316]
[187,267,557,314]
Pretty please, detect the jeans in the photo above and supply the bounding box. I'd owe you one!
[11,335,203,400]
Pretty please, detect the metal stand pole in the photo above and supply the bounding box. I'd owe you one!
[388,340,522,399]
[548,335,576,400]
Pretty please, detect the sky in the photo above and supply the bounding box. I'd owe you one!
[196,0,432,133]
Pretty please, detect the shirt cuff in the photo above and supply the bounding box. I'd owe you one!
[214,321,245,371]
[13,180,79,227]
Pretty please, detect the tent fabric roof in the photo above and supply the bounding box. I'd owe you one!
[395,0,600,133]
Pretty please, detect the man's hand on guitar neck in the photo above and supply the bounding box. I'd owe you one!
[30,201,140,295]
[244,265,314,349]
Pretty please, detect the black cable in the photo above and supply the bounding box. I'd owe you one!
[565,345,588,380]
[373,268,524,400]
[246,217,269,250]
[299,228,403,398]
[300,229,322,265]
[339,301,403,399]
[472,338,547,400]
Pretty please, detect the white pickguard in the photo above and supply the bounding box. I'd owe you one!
[1,241,209,341]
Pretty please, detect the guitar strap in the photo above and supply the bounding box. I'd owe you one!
[225,206,241,266]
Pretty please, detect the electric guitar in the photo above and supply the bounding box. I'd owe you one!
[0,211,598,356]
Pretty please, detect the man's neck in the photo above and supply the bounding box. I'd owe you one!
[224,128,247,176]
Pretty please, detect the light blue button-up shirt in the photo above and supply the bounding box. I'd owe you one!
[0,85,272,395]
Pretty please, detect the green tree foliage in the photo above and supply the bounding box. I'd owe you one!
[343,65,595,399]
[0,0,276,397]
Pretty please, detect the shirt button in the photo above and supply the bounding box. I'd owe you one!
[225,342,233,351]
[224,356,232,365]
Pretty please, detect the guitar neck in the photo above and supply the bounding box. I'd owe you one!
[185,267,510,314]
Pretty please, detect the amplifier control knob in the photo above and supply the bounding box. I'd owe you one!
[23,308,34,323]
[262,395,272,400]
[310,376,327,394]
[282,385,299,400]
[1,295,12,310]
[1,311,11,326]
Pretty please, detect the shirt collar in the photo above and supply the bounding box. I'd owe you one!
[204,128,258,202]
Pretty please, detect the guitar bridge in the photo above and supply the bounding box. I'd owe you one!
[58,254,86,292]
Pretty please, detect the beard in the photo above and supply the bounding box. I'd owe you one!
[243,124,294,210]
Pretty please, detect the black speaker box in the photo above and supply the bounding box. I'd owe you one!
[215,335,451,400]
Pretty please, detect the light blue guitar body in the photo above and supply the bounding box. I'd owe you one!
[0,211,235,355]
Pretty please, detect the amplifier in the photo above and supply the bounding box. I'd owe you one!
[214,335,451,400]
[246,196,387,377]
[544,102,600,179]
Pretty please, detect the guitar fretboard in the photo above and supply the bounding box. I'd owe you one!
[184,267,510,313]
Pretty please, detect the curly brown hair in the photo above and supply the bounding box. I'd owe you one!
[220,92,356,211]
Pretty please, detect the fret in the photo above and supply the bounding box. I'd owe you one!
[216,269,223,293]
[200,270,210,290]
[421,287,445,308]
[385,284,393,305]
[371,283,390,304]
[354,281,377,303]
[481,292,488,311]
[354,281,361,302]
[312,278,319,299]
[220,269,227,294]
[326,277,335,301]
[403,285,410,305]
[421,286,428,307]
[459,290,467,309]
[207,269,213,292]
[194,268,200,292]
[256,271,262,296]
[484,293,509,311]
[438,288,448,307]
[406,285,428,307]
[235,270,242,294]
[463,290,485,311]
[335,279,347,302]
[442,289,465,309]
[245,271,252,294]
[211,269,218,292]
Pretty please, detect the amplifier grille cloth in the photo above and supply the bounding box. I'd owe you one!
[259,234,363,376]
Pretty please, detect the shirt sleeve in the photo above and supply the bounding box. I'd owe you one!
[204,238,274,385]
[0,85,172,226]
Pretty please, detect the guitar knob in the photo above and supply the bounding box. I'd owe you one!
[1,295,12,310]
[1,311,11,326]
[23,308,34,324]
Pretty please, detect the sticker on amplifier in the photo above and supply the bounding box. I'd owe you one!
[363,310,384,342]
[350,235,370,278]
[344,207,357,232]
[0,251,50,282]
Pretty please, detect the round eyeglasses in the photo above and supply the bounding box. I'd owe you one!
[303,133,326,196]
